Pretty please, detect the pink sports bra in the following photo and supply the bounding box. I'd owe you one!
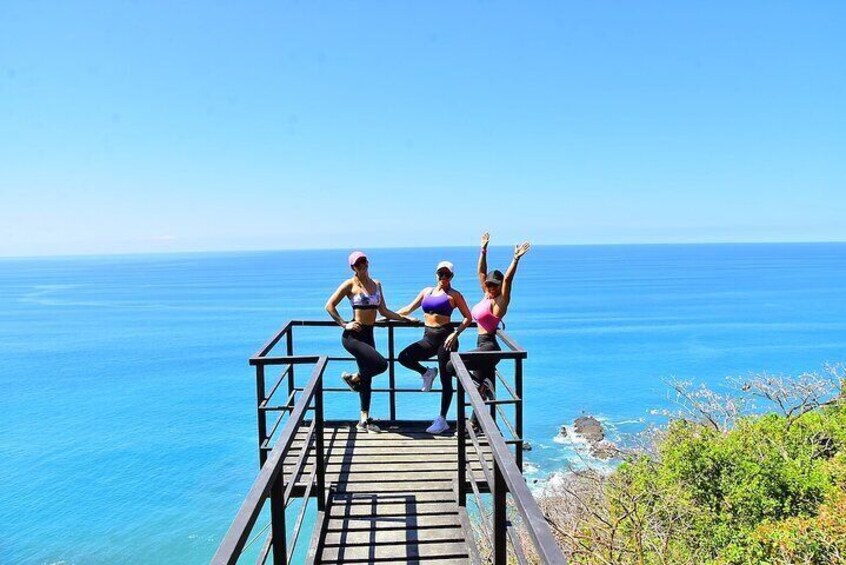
[471,297,501,333]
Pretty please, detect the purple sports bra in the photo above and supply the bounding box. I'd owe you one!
[421,289,454,316]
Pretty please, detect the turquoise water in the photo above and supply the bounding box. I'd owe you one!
[2,244,845,563]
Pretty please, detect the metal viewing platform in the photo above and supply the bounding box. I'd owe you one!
[212,320,566,564]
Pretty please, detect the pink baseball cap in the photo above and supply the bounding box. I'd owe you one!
[348,251,368,267]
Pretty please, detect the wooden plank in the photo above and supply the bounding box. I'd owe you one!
[325,513,461,530]
[323,526,465,545]
[285,461,491,473]
[289,421,487,565]
[332,483,456,494]
[328,504,457,517]
[319,557,469,565]
[286,449,492,459]
[330,491,456,503]
[318,540,470,562]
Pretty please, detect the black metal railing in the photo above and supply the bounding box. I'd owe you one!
[214,320,564,564]
[453,351,567,564]
[211,356,328,565]
[248,320,528,469]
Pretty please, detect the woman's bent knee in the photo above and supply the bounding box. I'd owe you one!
[397,348,412,367]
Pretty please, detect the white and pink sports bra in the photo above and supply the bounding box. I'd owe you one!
[349,287,382,310]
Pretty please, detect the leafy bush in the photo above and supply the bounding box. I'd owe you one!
[536,367,846,565]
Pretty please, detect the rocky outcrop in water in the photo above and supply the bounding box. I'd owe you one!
[574,415,605,443]
[561,415,618,460]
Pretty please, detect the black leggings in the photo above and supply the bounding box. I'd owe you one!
[398,325,457,416]
[341,325,388,413]
[443,333,501,417]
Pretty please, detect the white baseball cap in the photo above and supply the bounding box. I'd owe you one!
[436,261,454,274]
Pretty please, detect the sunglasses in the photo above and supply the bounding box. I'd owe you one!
[437,270,453,279]
[484,281,500,288]
[353,259,369,268]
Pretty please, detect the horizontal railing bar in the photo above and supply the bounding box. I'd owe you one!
[292,386,447,393]
[259,405,294,412]
[458,350,527,360]
[485,398,520,406]
[212,356,328,565]
[250,355,322,367]
[261,437,520,451]
[451,352,566,564]
[250,319,525,359]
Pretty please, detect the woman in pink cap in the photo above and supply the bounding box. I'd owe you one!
[396,260,472,434]
[325,251,409,432]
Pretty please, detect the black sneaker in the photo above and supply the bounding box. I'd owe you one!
[478,378,495,401]
[342,372,360,392]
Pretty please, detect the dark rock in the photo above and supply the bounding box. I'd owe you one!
[574,415,605,443]
[590,440,618,460]
[522,441,532,452]
[558,425,568,437]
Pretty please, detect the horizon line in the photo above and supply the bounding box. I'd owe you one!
[2,239,844,261]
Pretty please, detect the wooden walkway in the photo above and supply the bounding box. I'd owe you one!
[285,420,494,564]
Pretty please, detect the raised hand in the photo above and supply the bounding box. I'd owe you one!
[481,232,490,249]
[514,241,531,259]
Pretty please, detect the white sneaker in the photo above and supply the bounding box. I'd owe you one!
[421,367,438,392]
[426,416,449,434]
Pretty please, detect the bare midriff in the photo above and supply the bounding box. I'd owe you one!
[353,309,379,325]
[424,312,452,328]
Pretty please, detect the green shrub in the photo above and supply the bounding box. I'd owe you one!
[568,404,846,564]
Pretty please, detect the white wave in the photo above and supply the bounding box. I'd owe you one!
[553,425,590,446]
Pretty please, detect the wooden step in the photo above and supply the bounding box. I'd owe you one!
[318,540,470,563]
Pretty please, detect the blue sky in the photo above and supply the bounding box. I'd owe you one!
[1,1,844,257]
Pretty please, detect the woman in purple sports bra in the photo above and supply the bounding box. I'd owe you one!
[325,251,410,433]
[441,233,531,432]
[396,261,473,434]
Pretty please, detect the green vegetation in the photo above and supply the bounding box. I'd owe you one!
[535,368,846,565]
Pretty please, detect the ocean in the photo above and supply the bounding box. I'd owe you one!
[2,243,845,563]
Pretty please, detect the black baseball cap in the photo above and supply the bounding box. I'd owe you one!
[484,270,504,285]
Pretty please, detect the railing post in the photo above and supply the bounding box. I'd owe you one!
[388,324,396,421]
[515,357,523,471]
[457,381,467,508]
[286,328,295,411]
[315,373,326,511]
[270,477,287,564]
[256,364,268,467]
[493,465,507,564]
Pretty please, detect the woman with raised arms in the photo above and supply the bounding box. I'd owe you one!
[325,251,410,433]
[395,260,473,434]
[440,233,531,432]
